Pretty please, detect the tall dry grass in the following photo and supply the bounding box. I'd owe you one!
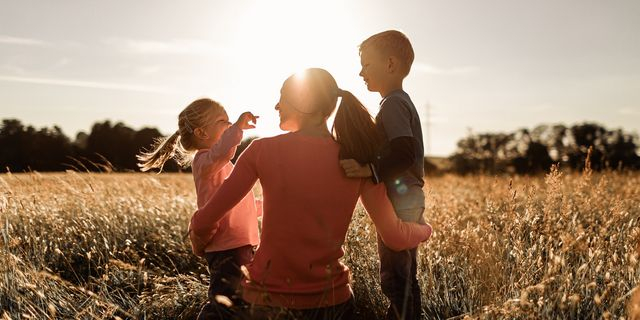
[1,169,638,319]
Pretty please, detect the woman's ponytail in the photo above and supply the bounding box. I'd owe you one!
[332,90,382,164]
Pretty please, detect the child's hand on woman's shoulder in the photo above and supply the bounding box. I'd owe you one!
[235,112,259,130]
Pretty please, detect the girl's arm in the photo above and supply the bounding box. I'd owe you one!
[189,139,261,255]
[197,112,258,173]
[359,180,432,251]
[196,123,243,174]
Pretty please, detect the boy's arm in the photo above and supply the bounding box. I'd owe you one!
[341,96,418,182]
[340,136,417,182]
[374,136,418,181]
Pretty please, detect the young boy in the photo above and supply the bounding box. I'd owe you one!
[340,30,426,320]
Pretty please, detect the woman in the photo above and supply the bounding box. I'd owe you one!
[190,68,432,319]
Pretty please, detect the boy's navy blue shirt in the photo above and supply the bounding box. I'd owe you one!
[375,89,425,213]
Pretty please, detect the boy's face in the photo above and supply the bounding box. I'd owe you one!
[359,48,388,94]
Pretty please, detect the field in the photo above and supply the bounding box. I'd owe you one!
[1,169,639,319]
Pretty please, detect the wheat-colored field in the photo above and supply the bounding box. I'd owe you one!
[1,169,639,319]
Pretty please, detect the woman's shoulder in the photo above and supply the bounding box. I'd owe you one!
[250,133,291,144]
[238,134,289,156]
[250,132,329,145]
[242,134,281,150]
[246,133,339,156]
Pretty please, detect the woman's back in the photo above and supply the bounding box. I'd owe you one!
[239,133,362,308]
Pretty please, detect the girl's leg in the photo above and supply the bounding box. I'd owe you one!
[197,245,255,320]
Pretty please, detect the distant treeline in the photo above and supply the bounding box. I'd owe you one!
[448,123,640,174]
[0,119,177,173]
[1,119,639,174]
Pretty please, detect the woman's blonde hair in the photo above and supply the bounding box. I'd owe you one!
[137,98,224,172]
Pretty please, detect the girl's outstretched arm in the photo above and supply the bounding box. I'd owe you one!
[359,180,432,251]
[195,123,243,174]
[189,139,261,255]
[196,112,258,174]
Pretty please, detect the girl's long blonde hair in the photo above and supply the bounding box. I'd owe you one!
[137,98,223,172]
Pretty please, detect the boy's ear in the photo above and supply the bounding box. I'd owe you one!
[387,56,397,74]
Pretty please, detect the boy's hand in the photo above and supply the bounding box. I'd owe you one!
[235,112,259,130]
[339,159,372,178]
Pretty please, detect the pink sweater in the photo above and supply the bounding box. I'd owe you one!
[191,133,432,309]
[189,124,260,255]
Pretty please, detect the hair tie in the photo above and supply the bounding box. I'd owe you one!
[336,88,344,97]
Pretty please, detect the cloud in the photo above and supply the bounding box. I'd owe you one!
[0,35,48,46]
[0,75,177,94]
[618,107,640,116]
[105,37,231,56]
[413,62,478,75]
[0,63,26,75]
[529,103,554,112]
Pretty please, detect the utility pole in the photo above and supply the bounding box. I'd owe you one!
[423,101,432,156]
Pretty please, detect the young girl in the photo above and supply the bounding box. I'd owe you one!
[137,98,261,319]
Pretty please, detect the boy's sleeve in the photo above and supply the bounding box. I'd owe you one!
[375,136,418,182]
[378,97,413,140]
[371,97,417,182]
[189,139,261,255]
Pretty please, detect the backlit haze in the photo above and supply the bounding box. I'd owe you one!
[1,0,639,156]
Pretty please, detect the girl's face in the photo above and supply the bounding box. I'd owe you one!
[199,108,230,147]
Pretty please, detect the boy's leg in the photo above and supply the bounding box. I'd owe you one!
[378,237,419,320]
[197,245,255,320]
[409,247,422,319]
[377,207,424,320]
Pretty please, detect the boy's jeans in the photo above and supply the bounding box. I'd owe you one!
[197,245,255,320]
[377,207,425,320]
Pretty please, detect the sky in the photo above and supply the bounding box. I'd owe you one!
[1,0,639,156]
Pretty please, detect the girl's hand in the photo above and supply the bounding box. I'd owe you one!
[235,112,259,130]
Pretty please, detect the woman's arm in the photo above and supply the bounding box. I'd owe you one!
[359,180,432,251]
[189,140,261,255]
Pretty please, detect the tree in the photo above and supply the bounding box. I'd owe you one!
[449,122,638,174]
[0,119,73,172]
[83,121,137,171]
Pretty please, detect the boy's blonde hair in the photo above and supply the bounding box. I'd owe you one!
[359,30,415,77]
[137,98,224,172]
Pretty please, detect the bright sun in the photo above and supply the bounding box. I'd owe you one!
[211,0,373,137]
[230,0,358,80]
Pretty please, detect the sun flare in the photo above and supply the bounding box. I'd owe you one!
[214,0,369,137]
